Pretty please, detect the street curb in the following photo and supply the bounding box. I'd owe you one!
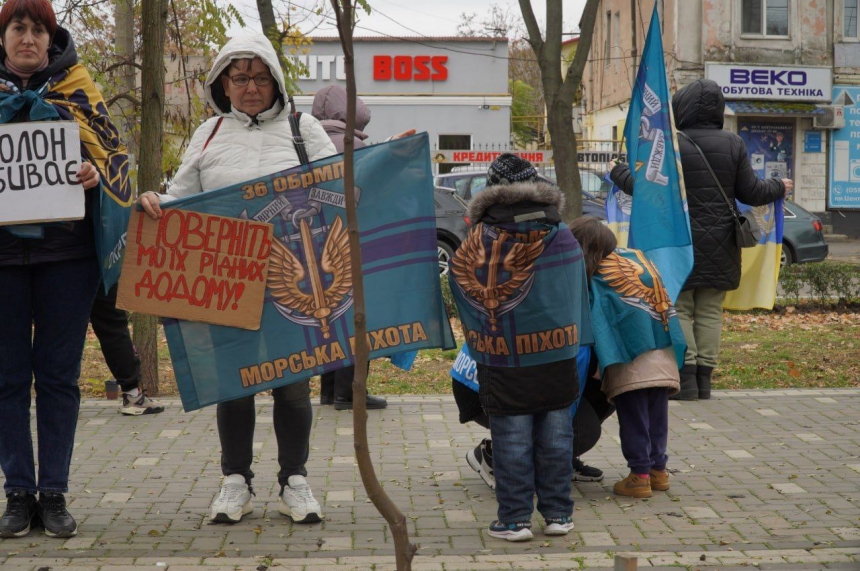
[824,233,853,242]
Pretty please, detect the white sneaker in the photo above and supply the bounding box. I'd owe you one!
[278,475,322,523]
[209,474,253,523]
[544,516,575,536]
[121,391,165,415]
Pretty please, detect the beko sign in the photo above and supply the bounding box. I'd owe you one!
[705,63,832,102]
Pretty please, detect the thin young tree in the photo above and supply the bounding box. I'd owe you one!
[136,0,168,396]
[518,0,600,221]
[329,2,417,569]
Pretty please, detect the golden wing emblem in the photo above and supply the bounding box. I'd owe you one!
[451,224,487,297]
[320,215,352,308]
[267,215,354,338]
[496,239,544,298]
[451,224,544,330]
[267,239,317,315]
[598,251,672,329]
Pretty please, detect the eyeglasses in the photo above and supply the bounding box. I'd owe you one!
[227,74,273,87]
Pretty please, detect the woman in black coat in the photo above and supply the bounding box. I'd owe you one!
[610,79,789,400]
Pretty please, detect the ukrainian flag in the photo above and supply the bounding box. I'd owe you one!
[723,200,784,310]
[604,173,630,248]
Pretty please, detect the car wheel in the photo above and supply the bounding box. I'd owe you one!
[780,241,795,267]
[438,240,456,275]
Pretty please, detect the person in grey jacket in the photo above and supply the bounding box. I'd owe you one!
[609,79,790,400]
[311,85,387,411]
[311,84,414,411]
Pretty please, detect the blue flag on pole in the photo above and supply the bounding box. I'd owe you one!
[161,134,456,411]
[622,4,693,302]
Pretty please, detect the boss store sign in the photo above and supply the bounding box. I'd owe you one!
[705,63,831,102]
[290,54,448,82]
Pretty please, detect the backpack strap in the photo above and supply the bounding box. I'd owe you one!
[201,117,224,153]
[288,111,310,165]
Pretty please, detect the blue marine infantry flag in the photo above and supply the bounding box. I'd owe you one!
[723,199,785,310]
[622,3,693,302]
[161,134,456,411]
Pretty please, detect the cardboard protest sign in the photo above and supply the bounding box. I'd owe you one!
[117,208,273,330]
[0,121,84,225]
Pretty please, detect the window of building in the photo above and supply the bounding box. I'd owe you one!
[437,135,471,175]
[604,11,611,67]
[612,12,620,71]
[846,0,859,38]
[742,0,789,36]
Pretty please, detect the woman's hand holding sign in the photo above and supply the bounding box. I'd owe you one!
[139,191,163,220]
[77,161,100,189]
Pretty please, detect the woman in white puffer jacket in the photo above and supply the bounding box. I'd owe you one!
[139,30,336,526]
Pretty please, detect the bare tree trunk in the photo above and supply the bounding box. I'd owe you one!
[519,0,601,223]
[331,1,416,569]
[113,0,136,154]
[256,0,277,35]
[135,0,168,396]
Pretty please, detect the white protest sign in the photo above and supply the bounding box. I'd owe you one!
[0,120,84,226]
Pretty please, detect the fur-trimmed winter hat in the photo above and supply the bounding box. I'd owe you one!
[486,153,538,187]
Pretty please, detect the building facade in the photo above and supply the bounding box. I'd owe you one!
[582,0,860,237]
[288,37,511,171]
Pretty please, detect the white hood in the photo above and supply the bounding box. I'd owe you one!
[204,31,289,119]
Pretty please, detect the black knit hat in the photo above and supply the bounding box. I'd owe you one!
[486,153,538,187]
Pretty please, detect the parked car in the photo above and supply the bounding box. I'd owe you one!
[782,201,828,266]
[434,169,606,219]
[542,166,612,199]
[434,186,469,275]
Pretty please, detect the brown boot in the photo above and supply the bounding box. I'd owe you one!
[649,468,670,491]
[613,473,652,498]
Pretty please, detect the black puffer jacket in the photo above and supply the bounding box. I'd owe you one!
[0,28,96,267]
[610,79,785,291]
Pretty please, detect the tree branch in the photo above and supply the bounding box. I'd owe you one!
[559,0,601,103]
[518,0,544,58]
[106,92,142,108]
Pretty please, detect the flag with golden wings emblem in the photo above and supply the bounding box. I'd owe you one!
[588,248,686,372]
[158,135,455,411]
[449,222,593,368]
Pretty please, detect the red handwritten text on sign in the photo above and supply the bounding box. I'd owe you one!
[117,209,273,330]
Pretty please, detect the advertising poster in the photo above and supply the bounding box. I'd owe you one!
[738,121,794,191]
[828,86,860,209]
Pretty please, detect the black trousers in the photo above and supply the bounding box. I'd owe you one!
[89,283,141,393]
[217,380,312,488]
[320,362,371,400]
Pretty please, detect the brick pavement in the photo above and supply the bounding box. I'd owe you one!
[1,390,859,570]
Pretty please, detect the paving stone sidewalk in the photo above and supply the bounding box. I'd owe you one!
[1,390,859,570]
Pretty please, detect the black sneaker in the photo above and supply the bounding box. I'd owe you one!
[466,438,495,490]
[0,491,37,538]
[572,457,604,482]
[38,492,78,538]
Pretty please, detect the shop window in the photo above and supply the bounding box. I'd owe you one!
[742,0,789,37]
[438,135,471,150]
[437,135,471,175]
[846,0,859,38]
